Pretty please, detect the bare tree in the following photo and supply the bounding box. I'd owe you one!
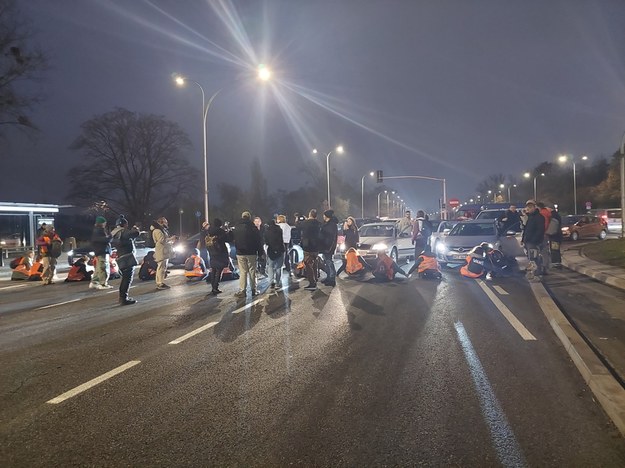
[0,0,47,135]
[67,108,201,223]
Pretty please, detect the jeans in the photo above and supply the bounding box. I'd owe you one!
[283,243,291,272]
[323,254,336,283]
[237,254,258,292]
[267,255,284,285]
[93,254,110,285]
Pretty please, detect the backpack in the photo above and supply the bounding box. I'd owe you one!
[111,229,123,248]
[145,229,156,249]
[49,239,63,258]
[205,234,225,253]
[9,257,22,269]
[546,217,559,236]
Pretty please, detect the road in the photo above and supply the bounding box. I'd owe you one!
[1,258,625,466]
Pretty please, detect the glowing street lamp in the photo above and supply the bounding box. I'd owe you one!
[174,65,271,222]
[361,171,374,218]
[558,154,588,215]
[524,172,545,201]
[313,145,344,209]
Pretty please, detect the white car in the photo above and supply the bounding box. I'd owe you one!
[429,220,457,253]
[356,221,413,263]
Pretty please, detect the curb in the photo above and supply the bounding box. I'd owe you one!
[530,282,625,437]
[562,249,625,291]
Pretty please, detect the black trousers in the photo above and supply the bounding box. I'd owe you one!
[209,266,225,291]
[119,266,135,300]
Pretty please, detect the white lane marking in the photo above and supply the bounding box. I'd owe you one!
[0,283,29,290]
[36,298,82,310]
[477,280,536,341]
[47,360,141,404]
[493,285,508,295]
[169,321,220,344]
[455,322,526,467]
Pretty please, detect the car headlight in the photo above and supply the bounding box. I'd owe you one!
[68,249,74,256]
[372,243,388,252]
[173,245,185,253]
[436,243,448,255]
[486,243,494,249]
[89,251,95,257]
[561,227,569,231]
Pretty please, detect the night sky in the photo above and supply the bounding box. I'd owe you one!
[3,0,625,213]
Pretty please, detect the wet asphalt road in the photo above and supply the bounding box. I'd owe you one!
[1,264,625,467]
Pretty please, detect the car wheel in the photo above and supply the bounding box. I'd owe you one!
[599,230,607,240]
[571,231,579,241]
[390,247,398,263]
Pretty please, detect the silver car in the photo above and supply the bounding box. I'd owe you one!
[357,221,413,263]
[435,220,523,267]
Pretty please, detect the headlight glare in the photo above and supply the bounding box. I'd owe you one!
[436,243,448,254]
[372,243,388,251]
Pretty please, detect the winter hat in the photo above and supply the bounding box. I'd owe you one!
[213,218,223,228]
[323,210,334,218]
[95,216,106,224]
[241,211,251,219]
[116,215,128,226]
[525,199,536,206]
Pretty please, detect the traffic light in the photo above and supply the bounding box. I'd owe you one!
[376,170,383,183]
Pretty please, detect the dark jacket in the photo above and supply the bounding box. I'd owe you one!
[300,218,322,252]
[343,226,359,250]
[498,210,522,233]
[233,219,263,256]
[265,223,285,260]
[111,225,140,257]
[320,216,339,255]
[91,225,112,256]
[207,226,232,267]
[522,210,545,245]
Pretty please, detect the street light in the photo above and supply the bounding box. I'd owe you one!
[313,145,344,209]
[174,65,270,223]
[524,172,545,200]
[386,190,396,217]
[499,183,517,203]
[361,171,374,218]
[377,190,387,218]
[558,154,588,215]
[179,208,184,237]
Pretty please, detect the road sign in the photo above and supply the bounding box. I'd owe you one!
[585,202,592,210]
[195,211,201,218]
[449,198,460,208]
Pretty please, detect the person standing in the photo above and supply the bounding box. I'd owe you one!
[265,219,285,289]
[336,216,359,278]
[206,218,232,295]
[253,216,267,276]
[90,216,113,290]
[398,210,413,235]
[536,201,552,274]
[299,209,322,291]
[37,225,62,285]
[198,220,211,266]
[411,210,432,259]
[276,214,292,275]
[151,217,175,290]
[547,207,563,268]
[521,200,545,280]
[497,205,522,234]
[320,210,339,286]
[233,211,264,297]
[111,215,140,305]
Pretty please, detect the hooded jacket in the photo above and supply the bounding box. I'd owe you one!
[233,218,263,256]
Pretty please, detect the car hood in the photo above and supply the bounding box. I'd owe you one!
[358,235,394,248]
[441,234,498,249]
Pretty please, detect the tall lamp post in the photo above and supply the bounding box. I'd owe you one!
[558,154,588,215]
[524,172,544,201]
[174,65,271,223]
[313,145,344,209]
[377,190,387,218]
[620,131,625,238]
[386,190,396,217]
[361,171,374,218]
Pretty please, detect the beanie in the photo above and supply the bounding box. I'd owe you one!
[241,211,251,219]
[95,216,106,224]
[116,215,128,226]
[323,210,334,218]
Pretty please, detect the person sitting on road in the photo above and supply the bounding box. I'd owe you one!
[184,248,207,281]
[139,251,157,281]
[408,246,442,279]
[371,250,408,282]
[343,247,370,277]
[65,255,93,282]
[10,251,35,281]
[480,242,513,278]
[460,245,487,279]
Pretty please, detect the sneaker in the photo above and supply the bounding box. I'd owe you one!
[89,282,97,289]
[234,290,246,298]
[270,283,276,289]
[156,284,170,290]
[95,284,109,290]
[304,284,317,291]
[102,284,113,289]
[119,297,137,305]
[214,289,223,294]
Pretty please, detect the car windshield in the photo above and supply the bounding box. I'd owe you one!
[449,222,495,236]
[360,224,394,237]
[476,210,504,220]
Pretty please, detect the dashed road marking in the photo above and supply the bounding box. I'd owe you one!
[36,298,82,310]
[47,360,141,404]
[493,285,508,295]
[477,280,536,341]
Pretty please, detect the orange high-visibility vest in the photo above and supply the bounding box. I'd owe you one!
[184,255,205,277]
[345,248,364,274]
[460,254,484,278]
[417,255,439,273]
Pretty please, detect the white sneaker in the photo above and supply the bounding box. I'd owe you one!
[89,283,97,289]
[95,284,108,290]
[103,284,113,289]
